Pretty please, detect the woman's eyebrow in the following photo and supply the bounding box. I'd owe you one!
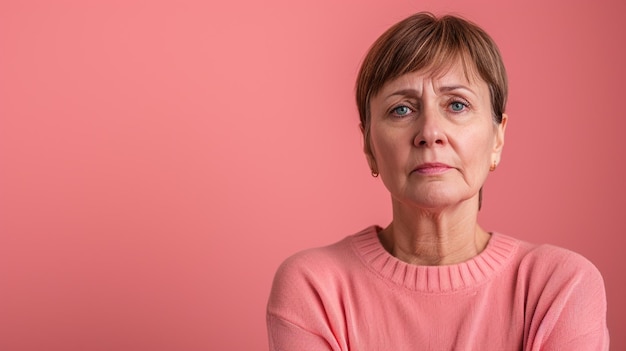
[438,85,475,95]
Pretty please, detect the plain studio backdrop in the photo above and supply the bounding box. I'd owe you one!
[1,0,624,350]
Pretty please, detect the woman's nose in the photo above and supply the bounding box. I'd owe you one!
[414,106,447,147]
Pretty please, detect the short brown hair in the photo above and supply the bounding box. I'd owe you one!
[356,12,508,154]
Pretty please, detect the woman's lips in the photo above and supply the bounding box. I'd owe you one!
[413,163,453,175]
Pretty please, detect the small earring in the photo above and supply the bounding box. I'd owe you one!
[371,169,379,178]
[490,161,497,172]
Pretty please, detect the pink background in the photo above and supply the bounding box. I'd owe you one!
[1,0,624,350]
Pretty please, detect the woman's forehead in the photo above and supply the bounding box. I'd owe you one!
[378,60,487,97]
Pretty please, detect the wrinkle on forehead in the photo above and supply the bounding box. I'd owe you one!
[378,58,484,99]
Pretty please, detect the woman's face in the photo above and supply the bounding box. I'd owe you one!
[365,61,507,210]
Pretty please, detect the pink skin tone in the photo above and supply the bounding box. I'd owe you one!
[363,61,507,265]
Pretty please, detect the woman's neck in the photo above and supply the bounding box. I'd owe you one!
[379,198,490,266]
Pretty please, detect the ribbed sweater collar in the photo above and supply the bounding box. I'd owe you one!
[351,226,519,293]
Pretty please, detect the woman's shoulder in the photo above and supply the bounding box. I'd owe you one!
[502,233,605,288]
[272,226,375,280]
[499,234,609,349]
[519,236,600,269]
[267,226,376,319]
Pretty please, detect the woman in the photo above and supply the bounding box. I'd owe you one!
[267,12,609,350]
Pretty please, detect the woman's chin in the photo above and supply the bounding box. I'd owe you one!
[394,192,477,211]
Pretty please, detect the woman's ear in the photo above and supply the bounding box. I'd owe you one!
[492,114,508,162]
[360,123,378,173]
[359,123,367,153]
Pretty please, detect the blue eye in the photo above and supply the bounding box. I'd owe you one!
[450,101,467,112]
[393,105,412,116]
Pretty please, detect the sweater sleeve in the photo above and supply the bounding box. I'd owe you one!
[267,313,334,351]
[266,249,344,351]
[523,246,609,351]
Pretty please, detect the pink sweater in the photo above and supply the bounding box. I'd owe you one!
[267,226,609,350]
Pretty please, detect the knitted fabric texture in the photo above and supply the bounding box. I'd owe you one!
[267,226,609,351]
